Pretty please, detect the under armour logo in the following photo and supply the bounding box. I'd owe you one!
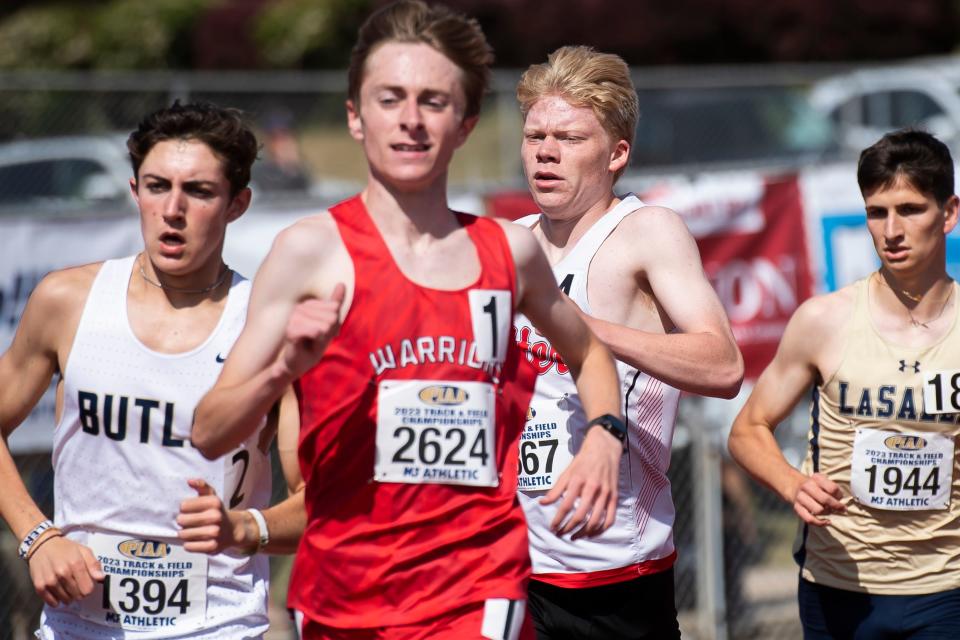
[216,353,226,363]
[898,360,920,373]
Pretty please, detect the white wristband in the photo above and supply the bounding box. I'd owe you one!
[246,508,269,553]
[18,519,54,560]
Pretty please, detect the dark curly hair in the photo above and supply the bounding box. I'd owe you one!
[127,101,259,197]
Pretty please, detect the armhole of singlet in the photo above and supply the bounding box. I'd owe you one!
[324,199,364,329]
[580,205,639,315]
[59,259,117,391]
[56,259,116,432]
[457,213,520,306]
[817,278,865,390]
[492,216,520,307]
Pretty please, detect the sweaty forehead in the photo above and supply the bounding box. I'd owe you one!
[361,41,465,95]
[524,95,600,129]
[140,138,226,181]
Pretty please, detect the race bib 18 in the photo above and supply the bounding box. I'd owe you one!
[375,379,498,487]
[851,428,954,511]
[80,533,207,631]
[923,369,960,414]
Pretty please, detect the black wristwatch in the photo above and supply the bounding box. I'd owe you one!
[587,413,628,450]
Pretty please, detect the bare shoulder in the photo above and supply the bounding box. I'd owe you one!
[772,286,856,374]
[257,209,352,300]
[270,211,342,264]
[492,217,541,265]
[615,204,694,250]
[603,204,697,270]
[623,203,687,227]
[13,262,102,357]
[787,286,856,336]
[587,205,696,288]
[29,262,102,318]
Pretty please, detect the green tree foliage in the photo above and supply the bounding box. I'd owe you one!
[0,0,216,69]
[254,0,334,67]
[0,4,96,69]
[89,0,216,68]
[1,0,956,70]
[253,0,371,68]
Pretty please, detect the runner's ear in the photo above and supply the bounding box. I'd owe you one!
[226,188,252,223]
[608,139,630,176]
[943,194,959,235]
[456,115,479,148]
[347,100,364,142]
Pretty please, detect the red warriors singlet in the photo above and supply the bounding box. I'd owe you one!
[288,196,536,629]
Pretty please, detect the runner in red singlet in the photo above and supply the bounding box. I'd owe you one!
[191,2,626,638]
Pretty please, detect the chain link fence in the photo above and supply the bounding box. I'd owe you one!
[0,68,843,639]
[671,395,811,640]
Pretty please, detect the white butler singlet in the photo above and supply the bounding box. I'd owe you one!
[39,256,271,639]
[515,195,681,588]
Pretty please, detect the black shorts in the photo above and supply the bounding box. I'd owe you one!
[527,568,681,640]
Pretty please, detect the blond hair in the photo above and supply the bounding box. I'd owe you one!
[517,46,638,180]
[348,0,494,119]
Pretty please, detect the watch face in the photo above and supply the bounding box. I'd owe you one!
[607,423,626,441]
[588,414,627,447]
[595,415,627,441]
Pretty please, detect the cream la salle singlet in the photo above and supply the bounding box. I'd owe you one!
[798,276,960,594]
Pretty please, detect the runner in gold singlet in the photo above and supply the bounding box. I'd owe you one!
[729,129,960,639]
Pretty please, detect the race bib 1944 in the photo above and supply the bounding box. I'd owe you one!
[851,428,954,511]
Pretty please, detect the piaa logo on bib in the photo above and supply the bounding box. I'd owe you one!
[418,385,469,406]
[884,435,927,451]
[117,539,170,560]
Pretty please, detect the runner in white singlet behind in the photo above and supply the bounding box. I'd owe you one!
[514,46,743,639]
[0,102,303,639]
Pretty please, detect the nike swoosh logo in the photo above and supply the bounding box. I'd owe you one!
[216,353,226,363]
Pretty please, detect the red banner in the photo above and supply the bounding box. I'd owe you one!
[675,175,813,380]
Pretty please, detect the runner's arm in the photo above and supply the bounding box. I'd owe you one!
[0,269,105,605]
[728,297,846,526]
[582,207,743,398]
[192,220,345,459]
[180,387,306,554]
[503,222,623,538]
[239,385,307,554]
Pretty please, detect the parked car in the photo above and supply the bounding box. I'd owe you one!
[0,135,135,217]
[809,60,960,154]
[0,133,348,218]
[629,84,840,174]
